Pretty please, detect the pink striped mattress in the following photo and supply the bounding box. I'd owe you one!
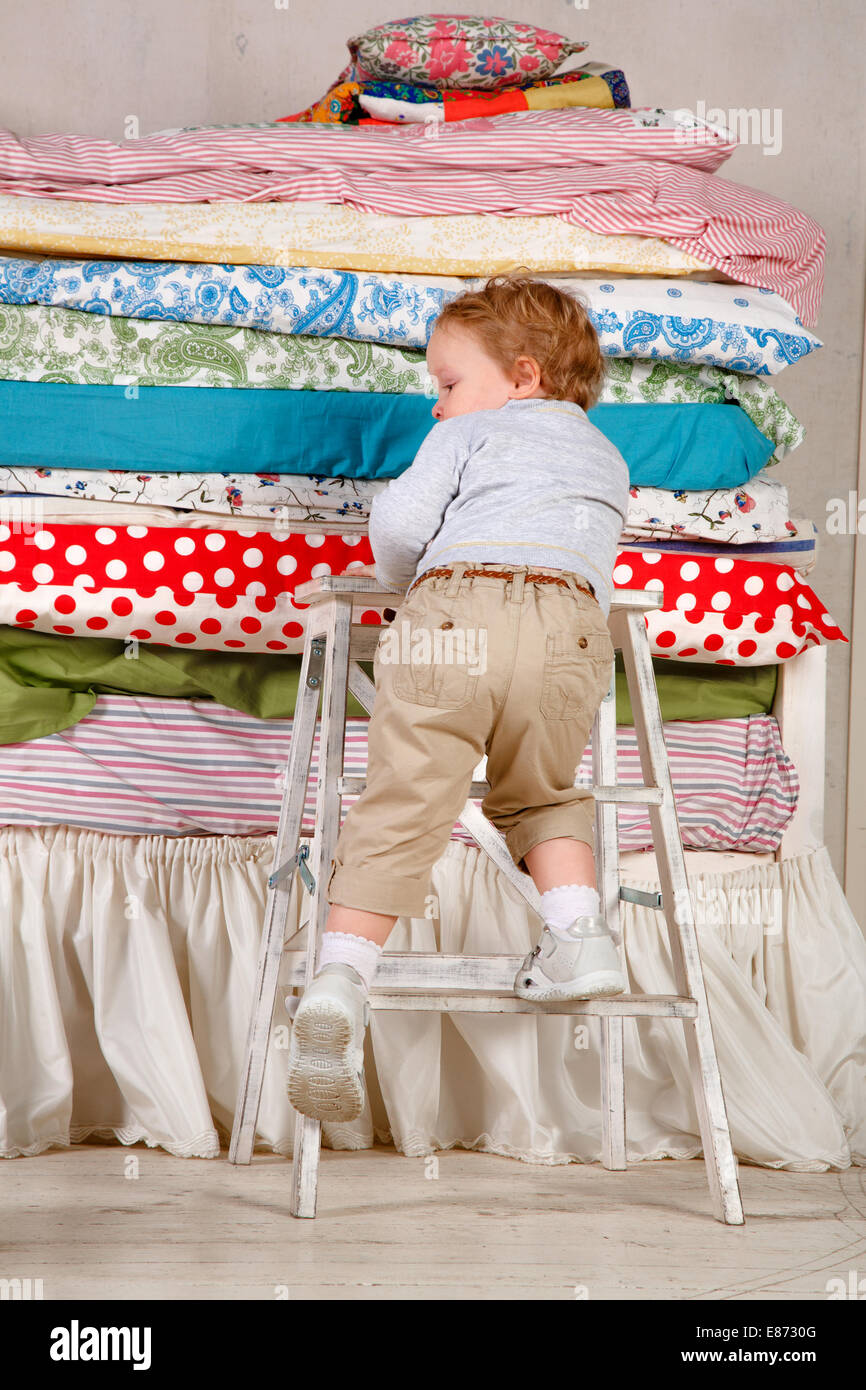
[0,115,824,324]
[0,696,798,853]
[0,110,737,186]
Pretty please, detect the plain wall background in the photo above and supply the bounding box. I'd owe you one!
[0,0,863,884]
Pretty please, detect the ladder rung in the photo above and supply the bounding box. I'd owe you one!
[337,776,663,805]
[284,952,697,1016]
[592,786,664,804]
[338,775,490,798]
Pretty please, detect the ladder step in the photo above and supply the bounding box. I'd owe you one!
[360,993,697,1016]
[295,575,665,614]
[337,776,663,804]
[284,952,697,1016]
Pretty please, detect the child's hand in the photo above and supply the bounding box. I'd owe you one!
[341,562,378,577]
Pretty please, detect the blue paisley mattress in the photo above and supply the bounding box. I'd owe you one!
[0,256,821,375]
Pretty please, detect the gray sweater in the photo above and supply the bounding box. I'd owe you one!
[368,397,630,615]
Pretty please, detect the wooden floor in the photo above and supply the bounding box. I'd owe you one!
[3,1143,864,1300]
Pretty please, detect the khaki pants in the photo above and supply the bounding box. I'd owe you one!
[326,562,615,918]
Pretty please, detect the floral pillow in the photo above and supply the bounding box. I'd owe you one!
[346,15,587,91]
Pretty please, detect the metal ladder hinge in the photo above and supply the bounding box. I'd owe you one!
[619,886,664,910]
[268,842,316,894]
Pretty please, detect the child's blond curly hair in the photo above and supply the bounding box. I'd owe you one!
[432,271,605,411]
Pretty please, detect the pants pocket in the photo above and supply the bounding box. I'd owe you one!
[539,627,614,721]
[378,607,481,711]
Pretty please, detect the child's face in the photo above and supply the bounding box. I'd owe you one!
[426,325,543,421]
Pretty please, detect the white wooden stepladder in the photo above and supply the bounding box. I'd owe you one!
[229,575,745,1226]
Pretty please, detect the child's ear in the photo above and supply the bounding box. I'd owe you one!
[512,354,543,394]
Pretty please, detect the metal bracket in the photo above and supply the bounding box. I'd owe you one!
[268,842,316,894]
[619,885,664,910]
[306,639,326,690]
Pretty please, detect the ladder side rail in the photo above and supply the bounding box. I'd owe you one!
[612,607,744,1225]
[593,666,627,1169]
[228,615,327,1164]
[290,596,354,1218]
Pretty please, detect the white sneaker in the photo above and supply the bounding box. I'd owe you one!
[287,964,371,1122]
[514,915,627,1001]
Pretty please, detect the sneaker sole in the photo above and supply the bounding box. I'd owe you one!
[514,971,627,1002]
[287,997,365,1123]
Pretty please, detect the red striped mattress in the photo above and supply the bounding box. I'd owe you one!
[0,696,798,853]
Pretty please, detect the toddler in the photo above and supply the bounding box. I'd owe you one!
[288,274,630,1124]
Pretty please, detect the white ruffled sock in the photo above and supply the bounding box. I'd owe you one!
[316,930,383,991]
[540,884,601,938]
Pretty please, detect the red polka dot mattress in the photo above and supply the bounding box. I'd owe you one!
[0,521,847,664]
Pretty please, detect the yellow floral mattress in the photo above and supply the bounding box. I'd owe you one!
[0,195,712,275]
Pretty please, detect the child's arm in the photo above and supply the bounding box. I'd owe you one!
[367,420,467,591]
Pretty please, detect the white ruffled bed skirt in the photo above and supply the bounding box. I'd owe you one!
[1,825,863,1171]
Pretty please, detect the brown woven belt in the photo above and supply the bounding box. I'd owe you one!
[405,566,595,600]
